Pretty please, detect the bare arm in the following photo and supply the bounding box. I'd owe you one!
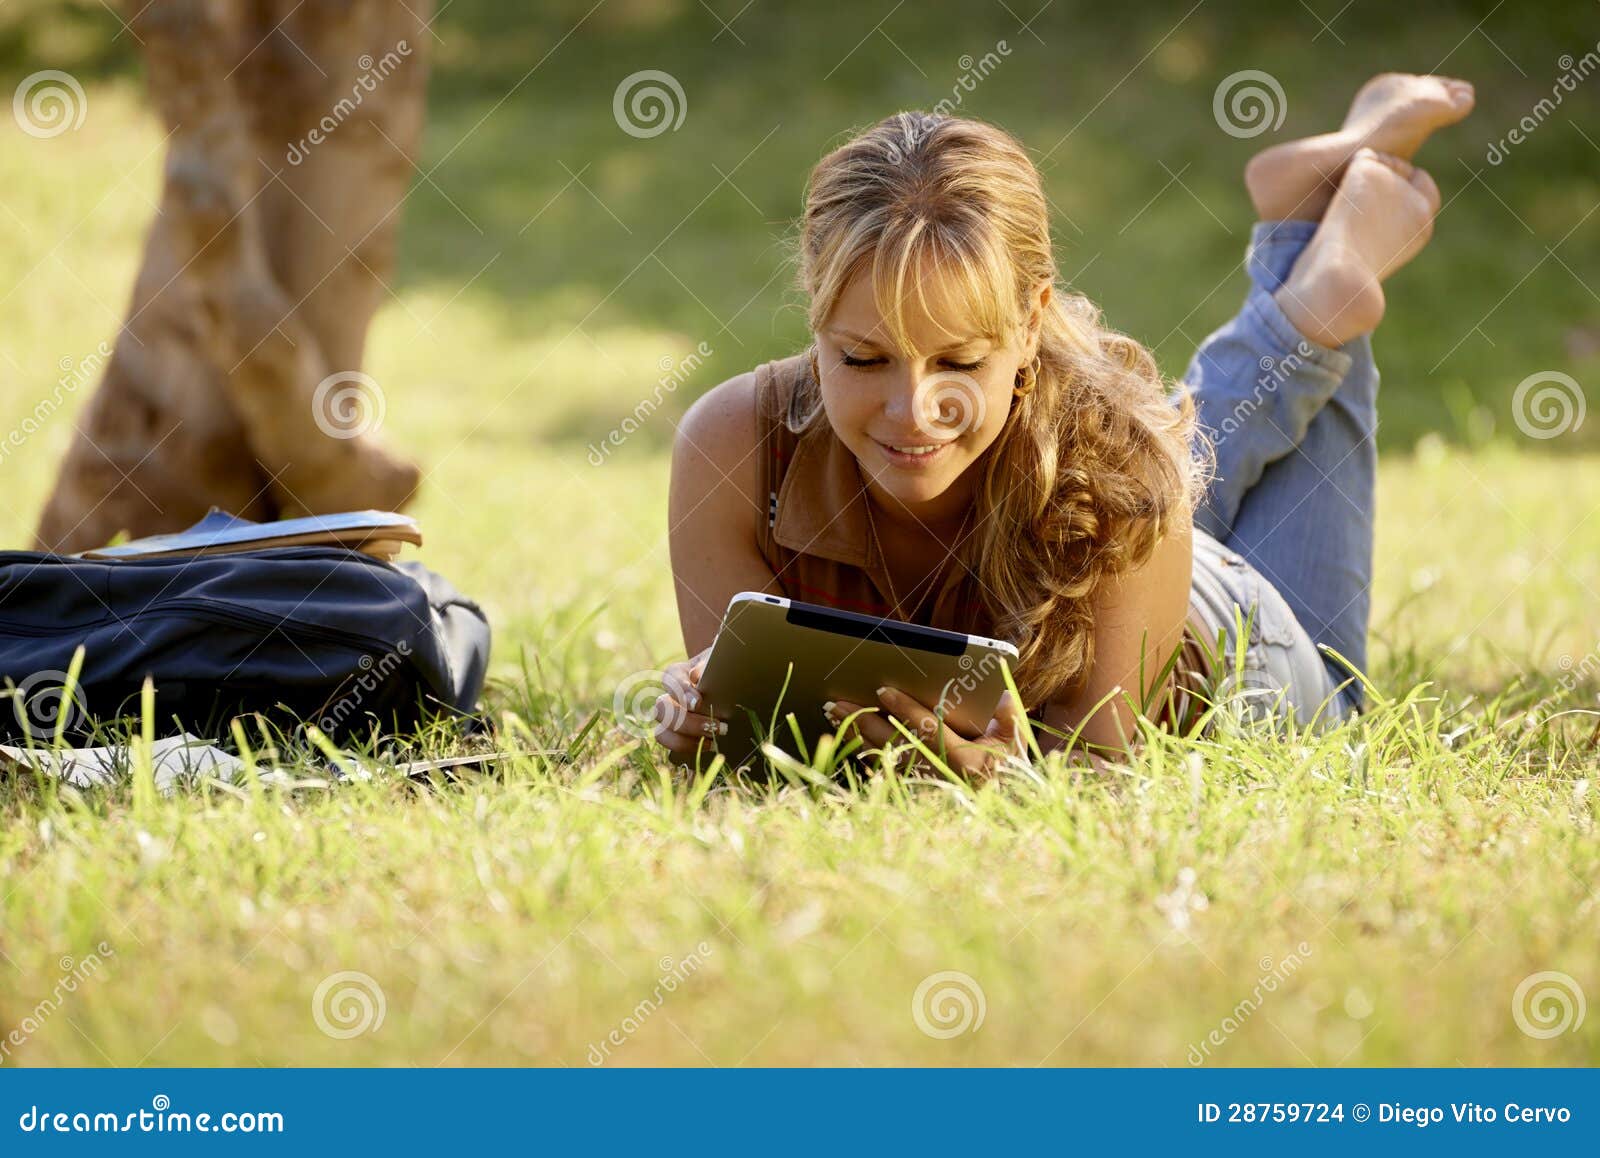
[1036,514,1194,755]
[666,371,783,656]
[831,515,1195,778]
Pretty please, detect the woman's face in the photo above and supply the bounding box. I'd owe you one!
[816,265,1046,524]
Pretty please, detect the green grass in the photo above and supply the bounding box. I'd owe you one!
[1,1,1598,1066]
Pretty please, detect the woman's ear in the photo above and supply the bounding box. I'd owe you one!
[1024,278,1053,357]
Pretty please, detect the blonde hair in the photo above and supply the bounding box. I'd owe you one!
[793,111,1201,707]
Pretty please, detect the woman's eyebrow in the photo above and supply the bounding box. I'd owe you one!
[825,327,990,353]
[824,327,886,346]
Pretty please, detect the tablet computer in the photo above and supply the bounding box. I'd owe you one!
[695,592,1020,769]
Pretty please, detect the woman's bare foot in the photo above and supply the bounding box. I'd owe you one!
[1273,149,1442,348]
[1245,73,1473,222]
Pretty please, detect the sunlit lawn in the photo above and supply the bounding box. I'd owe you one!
[1,3,1598,1065]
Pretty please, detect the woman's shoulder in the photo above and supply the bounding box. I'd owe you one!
[672,356,806,550]
[675,353,808,462]
[676,369,757,462]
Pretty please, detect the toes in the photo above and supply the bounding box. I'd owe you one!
[1352,71,1474,122]
[1420,73,1472,100]
[1344,148,1440,215]
[1366,149,1416,178]
[1445,78,1475,108]
[1409,166,1442,213]
[1348,146,1392,177]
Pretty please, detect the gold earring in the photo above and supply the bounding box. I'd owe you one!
[1013,354,1041,398]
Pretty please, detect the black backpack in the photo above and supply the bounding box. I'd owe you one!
[0,547,489,744]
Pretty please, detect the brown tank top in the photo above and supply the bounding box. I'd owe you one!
[752,352,994,634]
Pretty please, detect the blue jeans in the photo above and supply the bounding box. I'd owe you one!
[1183,220,1376,722]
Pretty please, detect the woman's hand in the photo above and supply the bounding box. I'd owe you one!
[649,646,727,765]
[823,686,1029,781]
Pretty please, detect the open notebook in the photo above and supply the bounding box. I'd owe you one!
[79,509,423,562]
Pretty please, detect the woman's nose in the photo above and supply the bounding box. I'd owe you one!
[882,367,928,426]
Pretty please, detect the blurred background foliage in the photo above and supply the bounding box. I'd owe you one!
[1,0,1596,456]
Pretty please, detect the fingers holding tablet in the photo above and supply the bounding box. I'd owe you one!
[823,687,1028,780]
[652,698,726,764]
[651,647,728,764]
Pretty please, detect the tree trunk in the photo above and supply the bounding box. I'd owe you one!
[35,0,430,553]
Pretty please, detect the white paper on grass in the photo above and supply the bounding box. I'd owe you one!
[0,733,241,794]
[0,741,561,793]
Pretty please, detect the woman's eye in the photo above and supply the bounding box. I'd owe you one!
[835,353,983,370]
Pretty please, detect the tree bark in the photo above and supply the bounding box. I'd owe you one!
[35,0,430,553]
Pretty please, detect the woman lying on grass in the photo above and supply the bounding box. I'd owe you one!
[655,73,1475,777]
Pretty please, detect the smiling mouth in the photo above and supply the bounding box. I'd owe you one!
[874,438,953,458]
